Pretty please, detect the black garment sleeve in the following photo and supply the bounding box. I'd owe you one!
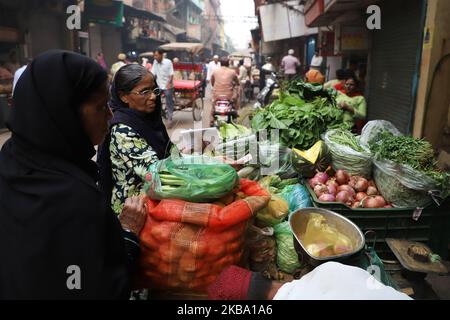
[122,229,141,275]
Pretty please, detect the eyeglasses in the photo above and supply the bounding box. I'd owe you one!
[131,88,161,98]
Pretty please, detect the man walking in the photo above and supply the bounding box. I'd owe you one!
[152,49,175,129]
[206,55,221,86]
[281,49,300,81]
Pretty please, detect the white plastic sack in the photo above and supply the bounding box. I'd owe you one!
[323,129,372,178]
[273,262,412,300]
[360,120,402,149]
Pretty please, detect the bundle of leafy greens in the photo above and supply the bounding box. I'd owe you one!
[370,131,450,198]
[251,91,350,150]
[286,80,337,104]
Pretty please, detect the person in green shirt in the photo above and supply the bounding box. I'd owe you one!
[335,76,367,130]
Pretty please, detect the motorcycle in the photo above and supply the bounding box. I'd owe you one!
[254,72,280,109]
[213,96,238,127]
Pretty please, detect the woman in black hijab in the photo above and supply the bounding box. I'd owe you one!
[0,50,147,299]
[97,64,172,214]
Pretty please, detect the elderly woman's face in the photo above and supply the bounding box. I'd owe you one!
[79,81,112,146]
[120,73,159,114]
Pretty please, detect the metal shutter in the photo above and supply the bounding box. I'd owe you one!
[367,0,424,134]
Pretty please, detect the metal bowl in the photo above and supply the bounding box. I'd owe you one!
[289,208,366,267]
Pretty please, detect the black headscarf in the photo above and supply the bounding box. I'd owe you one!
[97,64,172,204]
[0,50,130,299]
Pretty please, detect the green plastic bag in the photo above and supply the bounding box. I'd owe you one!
[354,232,399,290]
[145,156,240,202]
[274,221,302,274]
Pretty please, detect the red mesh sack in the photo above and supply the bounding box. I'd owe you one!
[136,179,270,292]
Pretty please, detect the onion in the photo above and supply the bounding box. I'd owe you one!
[314,184,328,197]
[314,172,329,184]
[384,204,393,208]
[336,191,352,203]
[327,183,337,195]
[368,180,377,188]
[374,195,386,207]
[363,196,385,208]
[309,177,321,188]
[335,170,349,185]
[363,197,379,208]
[355,177,369,192]
[319,194,336,202]
[366,186,378,196]
[352,201,362,209]
[337,184,356,197]
[355,192,368,202]
[326,179,339,189]
[348,177,357,189]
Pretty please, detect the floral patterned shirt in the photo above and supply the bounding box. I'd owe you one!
[110,123,159,214]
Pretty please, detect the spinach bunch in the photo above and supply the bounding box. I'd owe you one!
[251,93,350,149]
[286,80,337,104]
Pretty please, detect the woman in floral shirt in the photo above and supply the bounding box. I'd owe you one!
[98,64,172,214]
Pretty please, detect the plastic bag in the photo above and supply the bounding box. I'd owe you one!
[373,159,437,208]
[258,141,290,175]
[246,225,277,272]
[274,222,302,274]
[302,213,354,257]
[256,194,289,227]
[360,120,402,149]
[145,156,239,203]
[323,129,372,178]
[279,184,312,214]
[215,134,257,163]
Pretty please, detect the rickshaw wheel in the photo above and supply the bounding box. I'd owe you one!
[192,97,203,121]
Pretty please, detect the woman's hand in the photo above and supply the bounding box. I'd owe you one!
[119,195,148,236]
[338,101,354,113]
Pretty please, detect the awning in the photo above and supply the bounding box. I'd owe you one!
[158,42,205,55]
[306,0,380,27]
[123,4,166,22]
[162,23,186,36]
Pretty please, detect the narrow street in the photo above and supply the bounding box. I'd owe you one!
[1,0,450,304]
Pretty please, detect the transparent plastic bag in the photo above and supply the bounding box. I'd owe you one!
[215,134,257,163]
[303,213,354,257]
[258,141,293,176]
[373,159,439,208]
[323,129,372,178]
[145,155,240,202]
[360,120,402,148]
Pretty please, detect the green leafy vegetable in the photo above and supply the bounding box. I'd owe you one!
[251,93,350,150]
